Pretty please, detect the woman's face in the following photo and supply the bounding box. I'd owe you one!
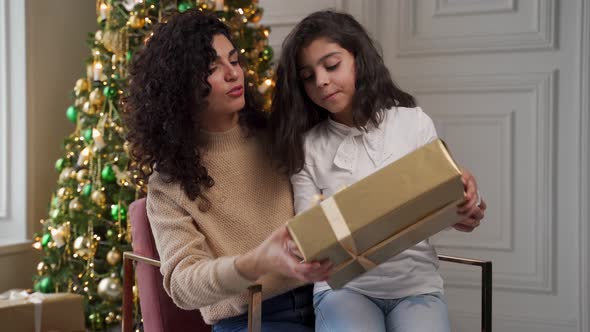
[298,37,356,117]
[205,34,245,116]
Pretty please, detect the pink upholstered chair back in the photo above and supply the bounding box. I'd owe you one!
[129,198,210,332]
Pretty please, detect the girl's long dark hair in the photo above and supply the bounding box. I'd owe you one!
[268,10,416,175]
[123,9,265,203]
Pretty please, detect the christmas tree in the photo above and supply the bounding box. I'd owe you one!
[32,0,274,330]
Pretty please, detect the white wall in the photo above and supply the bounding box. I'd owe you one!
[0,0,96,291]
[377,0,589,331]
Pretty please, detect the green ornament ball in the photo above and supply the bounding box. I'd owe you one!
[103,86,117,98]
[35,276,54,293]
[41,233,52,248]
[55,158,65,172]
[178,2,194,13]
[261,46,273,61]
[101,165,116,183]
[83,128,93,142]
[125,50,133,63]
[106,229,115,239]
[110,204,127,221]
[66,105,78,123]
[82,183,93,197]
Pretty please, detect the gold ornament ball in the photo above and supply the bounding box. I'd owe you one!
[36,261,48,275]
[89,88,105,106]
[75,78,89,95]
[59,167,74,183]
[68,197,83,212]
[128,14,145,29]
[97,276,122,302]
[73,236,92,259]
[82,101,97,115]
[56,187,71,199]
[106,248,122,266]
[91,190,107,207]
[76,169,89,182]
[95,30,103,42]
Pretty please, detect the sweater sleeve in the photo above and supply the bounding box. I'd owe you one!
[146,176,254,310]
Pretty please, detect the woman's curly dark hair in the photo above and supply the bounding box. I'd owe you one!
[268,10,416,175]
[123,9,265,203]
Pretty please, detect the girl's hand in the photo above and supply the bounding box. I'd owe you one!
[454,168,486,232]
[235,225,333,282]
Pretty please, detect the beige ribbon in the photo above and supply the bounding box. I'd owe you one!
[320,197,376,271]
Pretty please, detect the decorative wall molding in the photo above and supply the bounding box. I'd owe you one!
[398,0,556,56]
[579,0,590,329]
[451,310,577,332]
[0,0,8,219]
[434,0,516,17]
[402,72,556,293]
[0,0,27,243]
[433,112,513,251]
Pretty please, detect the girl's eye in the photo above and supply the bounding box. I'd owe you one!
[208,67,217,74]
[326,62,340,71]
[230,60,239,66]
[299,71,314,82]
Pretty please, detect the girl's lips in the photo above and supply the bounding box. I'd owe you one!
[323,91,340,101]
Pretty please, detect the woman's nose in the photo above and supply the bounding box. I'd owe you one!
[224,65,238,81]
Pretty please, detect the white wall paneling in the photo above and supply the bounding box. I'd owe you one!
[402,72,556,293]
[578,0,590,330]
[398,0,556,56]
[259,0,374,59]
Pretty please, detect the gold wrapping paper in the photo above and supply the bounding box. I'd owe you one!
[287,139,465,288]
[0,292,85,332]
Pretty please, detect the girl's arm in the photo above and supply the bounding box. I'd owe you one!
[291,163,322,215]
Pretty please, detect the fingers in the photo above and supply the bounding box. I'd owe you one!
[453,218,480,232]
[285,240,304,260]
[287,257,333,282]
[459,169,478,209]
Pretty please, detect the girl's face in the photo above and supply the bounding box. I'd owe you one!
[205,34,245,116]
[298,38,356,118]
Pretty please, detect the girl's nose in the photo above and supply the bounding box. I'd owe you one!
[316,71,329,88]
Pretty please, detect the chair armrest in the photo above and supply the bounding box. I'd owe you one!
[438,255,492,332]
[122,251,262,332]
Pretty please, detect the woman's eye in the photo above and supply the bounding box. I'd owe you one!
[208,67,217,74]
[230,60,239,65]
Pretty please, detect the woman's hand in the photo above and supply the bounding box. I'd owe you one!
[454,168,486,232]
[235,225,333,282]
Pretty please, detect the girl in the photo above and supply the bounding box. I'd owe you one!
[269,10,486,332]
[124,10,333,332]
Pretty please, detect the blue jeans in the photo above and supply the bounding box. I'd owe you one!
[313,289,451,332]
[212,285,314,332]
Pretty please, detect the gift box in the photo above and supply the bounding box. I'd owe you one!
[287,139,465,288]
[0,291,85,332]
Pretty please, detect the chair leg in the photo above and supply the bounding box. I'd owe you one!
[247,284,262,332]
[122,256,134,332]
[482,261,492,332]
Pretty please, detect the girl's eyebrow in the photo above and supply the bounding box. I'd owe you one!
[298,51,341,70]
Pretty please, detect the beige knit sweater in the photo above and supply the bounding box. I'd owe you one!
[146,125,304,324]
